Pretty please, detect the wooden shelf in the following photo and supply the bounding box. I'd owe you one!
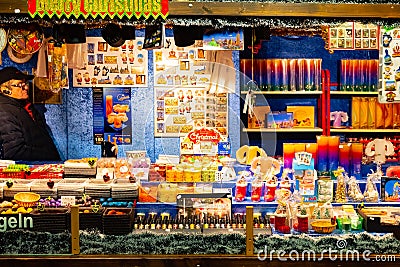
[331,128,399,133]
[330,91,379,95]
[9,2,400,18]
[240,91,322,95]
[243,127,323,133]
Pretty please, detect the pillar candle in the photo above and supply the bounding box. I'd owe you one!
[328,136,340,172]
[283,143,295,169]
[350,142,363,180]
[297,59,305,91]
[304,58,314,91]
[317,136,329,172]
[281,59,289,91]
[305,143,318,168]
[294,143,306,153]
[314,59,322,91]
[339,143,351,173]
[265,59,273,91]
[289,59,297,91]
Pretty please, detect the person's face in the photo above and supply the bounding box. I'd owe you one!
[5,79,29,100]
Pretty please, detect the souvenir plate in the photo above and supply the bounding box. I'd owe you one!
[8,26,44,55]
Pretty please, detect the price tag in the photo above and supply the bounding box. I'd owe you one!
[213,188,232,194]
[215,171,223,182]
[61,196,76,207]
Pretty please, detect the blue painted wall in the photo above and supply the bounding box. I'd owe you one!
[3,32,379,161]
[3,29,241,162]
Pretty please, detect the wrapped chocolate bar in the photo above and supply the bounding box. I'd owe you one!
[351,97,361,129]
[375,101,385,129]
[360,97,368,129]
[367,97,376,129]
[384,103,394,129]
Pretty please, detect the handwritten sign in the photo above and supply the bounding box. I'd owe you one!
[61,196,76,207]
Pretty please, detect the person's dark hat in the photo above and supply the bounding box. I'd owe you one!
[0,67,34,85]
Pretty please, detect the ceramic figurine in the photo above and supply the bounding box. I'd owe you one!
[330,111,348,128]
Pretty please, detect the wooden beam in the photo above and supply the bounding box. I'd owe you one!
[168,2,400,18]
[1,1,400,19]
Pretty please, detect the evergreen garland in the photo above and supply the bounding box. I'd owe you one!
[1,230,399,255]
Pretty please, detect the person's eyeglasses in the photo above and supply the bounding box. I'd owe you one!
[10,83,27,89]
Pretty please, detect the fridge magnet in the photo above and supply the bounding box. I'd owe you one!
[73,37,148,88]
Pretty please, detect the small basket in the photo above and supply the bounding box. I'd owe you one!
[14,192,41,207]
[311,220,336,234]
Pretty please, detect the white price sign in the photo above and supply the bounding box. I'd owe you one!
[213,188,232,194]
[215,171,223,182]
[61,196,76,207]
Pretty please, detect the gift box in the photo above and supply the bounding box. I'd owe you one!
[266,112,293,128]
[248,106,270,128]
[287,106,315,128]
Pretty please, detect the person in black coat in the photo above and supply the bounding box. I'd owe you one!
[0,67,60,161]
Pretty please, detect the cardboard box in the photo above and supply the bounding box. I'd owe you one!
[287,106,315,128]
[248,106,271,128]
[266,112,293,128]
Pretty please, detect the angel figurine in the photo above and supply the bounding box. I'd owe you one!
[330,111,349,128]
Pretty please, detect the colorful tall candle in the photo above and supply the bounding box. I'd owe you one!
[368,59,378,92]
[281,59,289,91]
[350,143,363,180]
[283,143,295,169]
[328,136,340,172]
[306,143,318,168]
[265,59,273,91]
[317,135,329,172]
[297,59,305,91]
[314,59,322,91]
[304,58,314,91]
[289,59,297,91]
[340,59,351,91]
[272,59,281,91]
[294,143,306,153]
[350,59,358,91]
[339,143,351,173]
